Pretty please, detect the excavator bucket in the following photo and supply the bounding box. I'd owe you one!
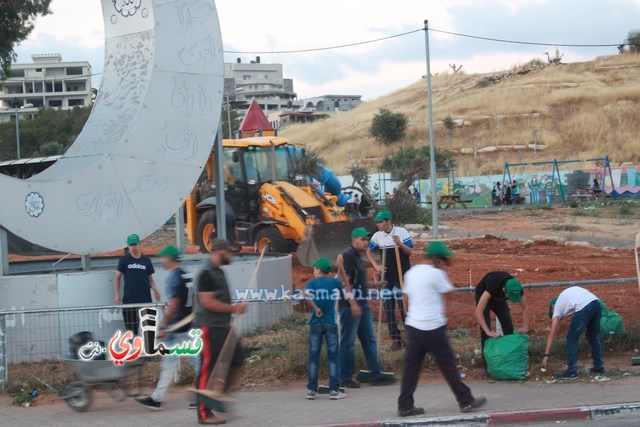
[296,217,377,267]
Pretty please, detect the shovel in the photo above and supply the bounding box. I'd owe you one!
[394,244,406,332]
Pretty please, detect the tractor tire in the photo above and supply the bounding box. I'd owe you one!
[197,210,217,253]
[254,227,289,254]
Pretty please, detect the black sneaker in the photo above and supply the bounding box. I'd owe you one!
[460,396,487,413]
[135,396,162,410]
[555,370,579,380]
[340,379,361,389]
[398,406,425,417]
[368,375,396,386]
[589,367,605,375]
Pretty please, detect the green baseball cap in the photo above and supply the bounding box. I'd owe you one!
[505,278,522,303]
[549,296,559,318]
[127,234,140,246]
[425,241,453,257]
[157,245,180,260]
[374,210,392,222]
[310,257,332,273]
[351,227,372,239]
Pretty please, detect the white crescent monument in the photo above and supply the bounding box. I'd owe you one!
[0,0,223,254]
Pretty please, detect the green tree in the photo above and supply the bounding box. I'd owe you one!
[0,106,92,160]
[0,0,52,78]
[369,108,407,145]
[627,32,640,53]
[33,141,64,156]
[379,146,455,225]
[380,146,455,192]
[292,148,324,178]
[221,107,240,139]
[442,115,455,144]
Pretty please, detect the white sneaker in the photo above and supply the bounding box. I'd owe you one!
[306,389,316,400]
[330,391,346,400]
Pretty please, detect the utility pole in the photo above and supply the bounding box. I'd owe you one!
[424,20,439,238]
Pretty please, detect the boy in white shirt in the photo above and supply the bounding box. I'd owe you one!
[542,286,604,379]
[366,210,413,350]
[397,241,486,417]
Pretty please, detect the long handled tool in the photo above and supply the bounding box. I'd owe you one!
[376,247,387,345]
[394,244,405,331]
[192,247,267,409]
[633,232,640,366]
[635,233,640,293]
[356,247,395,385]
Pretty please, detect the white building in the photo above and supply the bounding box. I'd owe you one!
[224,57,301,113]
[0,54,92,122]
[301,94,363,113]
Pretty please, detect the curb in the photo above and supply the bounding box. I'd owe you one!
[321,402,640,427]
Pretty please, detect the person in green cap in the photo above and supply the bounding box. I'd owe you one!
[136,245,200,411]
[398,241,486,417]
[474,271,530,373]
[366,210,413,350]
[114,234,161,335]
[337,227,392,388]
[543,286,604,379]
[305,257,346,400]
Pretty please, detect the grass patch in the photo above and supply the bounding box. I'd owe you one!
[547,224,582,232]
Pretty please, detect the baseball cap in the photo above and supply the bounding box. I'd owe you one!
[351,227,372,239]
[548,296,559,318]
[127,234,140,246]
[156,245,180,260]
[505,278,522,303]
[211,238,237,252]
[374,210,392,222]
[310,257,332,273]
[425,241,453,257]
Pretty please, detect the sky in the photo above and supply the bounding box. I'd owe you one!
[13,0,640,100]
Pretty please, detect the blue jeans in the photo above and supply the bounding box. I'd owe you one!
[307,323,340,392]
[383,285,405,341]
[339,304,382,381]
[151,332,201,402]
[566,300,604,375]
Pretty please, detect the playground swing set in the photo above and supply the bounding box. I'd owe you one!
[502,155,622,204]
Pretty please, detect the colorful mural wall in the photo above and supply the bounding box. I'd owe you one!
[338,164,640,207]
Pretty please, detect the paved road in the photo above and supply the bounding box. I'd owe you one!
[523,419,640,427]
[2,377,640,426]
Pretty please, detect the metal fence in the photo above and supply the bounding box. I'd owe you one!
[0,299,294,389]
[1,278,636,389]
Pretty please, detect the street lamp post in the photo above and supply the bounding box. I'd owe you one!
[423,20,439,238]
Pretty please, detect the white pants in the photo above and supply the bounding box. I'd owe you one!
[151,332,201,402]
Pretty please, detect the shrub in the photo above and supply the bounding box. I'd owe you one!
[369,108,407,145]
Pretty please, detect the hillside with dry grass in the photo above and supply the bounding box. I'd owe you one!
[281,54,640,176]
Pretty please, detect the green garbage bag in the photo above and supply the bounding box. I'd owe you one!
[483,334,529,380]
[600,300,626,338]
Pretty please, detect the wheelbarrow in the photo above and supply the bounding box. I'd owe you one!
[59,355,144,412]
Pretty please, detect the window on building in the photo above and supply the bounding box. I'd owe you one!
[54,82,63,92]
[35,68,43,72]
[68,99,85,107]
[242,75,251,80]
[9,69,25,78]
[66,67,83,75]
[49,100,63,107]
